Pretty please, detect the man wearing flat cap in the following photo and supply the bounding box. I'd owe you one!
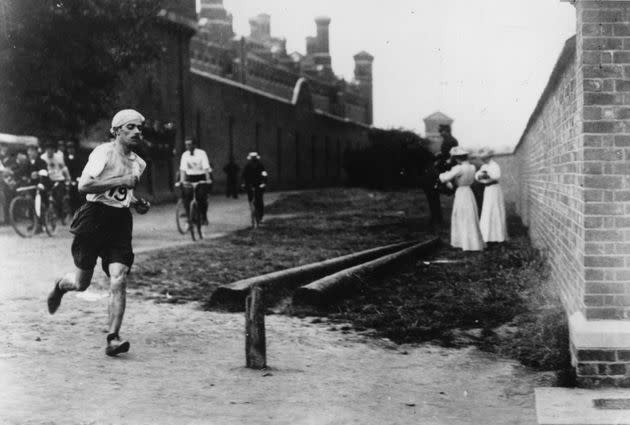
[47,109,150,357]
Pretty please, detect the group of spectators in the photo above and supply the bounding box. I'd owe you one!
[422,124,508,251]
[0,140,84,223]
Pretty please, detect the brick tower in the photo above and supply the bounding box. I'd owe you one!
[354,51,374,125]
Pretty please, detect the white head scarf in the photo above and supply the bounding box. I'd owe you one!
[110,109,145,134]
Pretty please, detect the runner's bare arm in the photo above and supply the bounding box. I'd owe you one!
[78,174,137,194]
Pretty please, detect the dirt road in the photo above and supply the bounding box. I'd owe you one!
[0,193,546,424]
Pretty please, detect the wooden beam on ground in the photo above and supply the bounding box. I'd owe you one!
[208,240,417,310]
[293,237,440,306]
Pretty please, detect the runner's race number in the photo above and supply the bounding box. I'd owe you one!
[107,186,128,202]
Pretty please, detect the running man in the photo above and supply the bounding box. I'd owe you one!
[179,139,212,224]
[47,109,150,357]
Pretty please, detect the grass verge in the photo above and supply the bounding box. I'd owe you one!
[132,188,571,380]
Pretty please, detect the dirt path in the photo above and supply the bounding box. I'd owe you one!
[0,192,547,424]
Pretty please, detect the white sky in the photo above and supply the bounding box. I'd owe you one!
[219,0,576,152]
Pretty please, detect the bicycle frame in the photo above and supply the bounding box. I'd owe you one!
[175,180,211,240]
[15,184,45,218]
[175,180,210,205]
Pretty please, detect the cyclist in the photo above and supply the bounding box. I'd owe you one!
[241,152,268,224]
[41,141,71,217]
[179,139,211,225]
[15,145,48,186]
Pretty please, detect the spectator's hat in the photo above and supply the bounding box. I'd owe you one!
[43,140,56,149]
[65,140,76,148]
[478,148,494,159]
[449,146,469,158]
[247,152,260,160]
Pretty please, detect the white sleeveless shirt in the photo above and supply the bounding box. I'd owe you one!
[81,142,146,208]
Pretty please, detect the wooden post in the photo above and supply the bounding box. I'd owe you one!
[245,286,266,369]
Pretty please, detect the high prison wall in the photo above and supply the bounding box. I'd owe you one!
[498,0,630,388]
[190,70,370,191]
[496,36,584,318]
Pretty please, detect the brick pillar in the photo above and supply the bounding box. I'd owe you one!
[569,0,630,387]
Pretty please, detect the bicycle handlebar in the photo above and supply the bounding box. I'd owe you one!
[175,181,212,188]
[15,185,39,193]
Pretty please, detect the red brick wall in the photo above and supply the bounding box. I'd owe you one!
[497,0,630,387]
[496,35,585,317]
[576,1,630,321]
[499,2,630,323]
[190,70,370,191]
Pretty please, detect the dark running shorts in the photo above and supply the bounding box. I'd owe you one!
[70,202,134,276]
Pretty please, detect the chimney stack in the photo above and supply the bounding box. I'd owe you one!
[249,13,271,40]
[314,16,331,54]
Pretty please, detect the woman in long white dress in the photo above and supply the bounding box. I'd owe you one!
[475,149,507,243]
[439,147,485,251]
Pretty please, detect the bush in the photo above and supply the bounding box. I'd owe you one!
[344,128,433,189]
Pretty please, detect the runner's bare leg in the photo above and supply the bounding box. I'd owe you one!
[107,262,129,336]
[58,268,94,292]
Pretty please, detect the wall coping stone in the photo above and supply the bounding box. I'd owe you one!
[191,68,372,129]
[570,311,630,349]
[512,36,576,155]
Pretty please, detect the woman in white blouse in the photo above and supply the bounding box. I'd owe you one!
[439,147,485,251]
[474,149,507,243]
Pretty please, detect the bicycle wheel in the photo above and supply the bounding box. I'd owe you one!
[60,194,73,225]
[43,204,58,236]
[188,200,198,241]
[175,199,189,235]
[9,196,36,238]
[196,208,204,240]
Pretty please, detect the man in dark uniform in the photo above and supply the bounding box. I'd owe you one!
[241,152,267,227]
[65,141,84,212]
[438,124,459,159]
[18,145,48,186]
[65,141,83,181]
[419,158,443,231]
[223,156,240,199]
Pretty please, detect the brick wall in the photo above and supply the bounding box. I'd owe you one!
[190,70,370,191]
[577,1,630,321]
[496,35,585,317]
[498,0,630,387]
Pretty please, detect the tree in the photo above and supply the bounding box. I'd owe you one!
[0,0,161,139]
[343,128,433,189]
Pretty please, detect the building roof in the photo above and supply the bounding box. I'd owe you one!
[353,51,374,61]
[423,111,453,123]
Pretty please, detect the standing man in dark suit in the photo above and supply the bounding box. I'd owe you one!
[223,156,240,199]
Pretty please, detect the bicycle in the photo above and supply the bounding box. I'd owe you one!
[9,173,58,238]
[246,183,265,229]
[175,180,211,241]
[51,180,76,225]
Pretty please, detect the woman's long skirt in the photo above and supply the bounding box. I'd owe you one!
[450,186,485,251]
[479,184,507,243]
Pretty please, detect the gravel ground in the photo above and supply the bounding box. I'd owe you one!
[0,190,549,424]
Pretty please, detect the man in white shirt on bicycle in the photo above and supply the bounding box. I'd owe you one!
[179,139,211,225]
[41,141,71,216]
